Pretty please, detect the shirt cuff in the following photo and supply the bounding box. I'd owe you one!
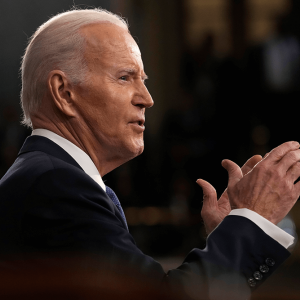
[229,208,294,249]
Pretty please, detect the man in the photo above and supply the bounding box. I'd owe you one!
[0,8,299,299]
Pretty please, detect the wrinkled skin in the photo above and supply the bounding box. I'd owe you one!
[198,155,262,234]
[31,22,153,176]
[198,142,300,234]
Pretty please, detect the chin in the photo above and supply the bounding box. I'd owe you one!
[132,144,144,158]
[118,136,144,163]
[136,145,144,156]
[129,141,144,159]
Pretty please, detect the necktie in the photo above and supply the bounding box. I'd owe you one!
[106,185,128,230]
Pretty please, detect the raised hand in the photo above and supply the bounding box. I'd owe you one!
[222,141,300,224]
[197,155,262,234]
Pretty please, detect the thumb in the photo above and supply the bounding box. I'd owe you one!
[222,159,243,188]
[196,179,217,209]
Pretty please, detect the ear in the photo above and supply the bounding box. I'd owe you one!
[47,70,76,117]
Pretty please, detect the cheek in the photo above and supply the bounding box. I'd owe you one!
[75,82,132,133]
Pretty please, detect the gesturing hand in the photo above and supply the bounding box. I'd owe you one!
[197,155,262,234]
[222,141,300,225]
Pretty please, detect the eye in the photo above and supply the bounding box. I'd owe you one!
[119,76,128,81]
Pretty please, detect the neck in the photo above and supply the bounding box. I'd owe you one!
[31,116,126,176]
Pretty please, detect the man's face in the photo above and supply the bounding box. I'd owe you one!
[73,23,153,167]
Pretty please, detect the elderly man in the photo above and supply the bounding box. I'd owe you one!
[0,8,299,299]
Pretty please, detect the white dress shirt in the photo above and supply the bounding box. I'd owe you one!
[31,129,294,249]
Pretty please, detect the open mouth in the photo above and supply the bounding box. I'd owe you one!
[132,120,144,126]
[129,120,145,129]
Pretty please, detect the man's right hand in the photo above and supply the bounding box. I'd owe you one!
[198,154,262,234]
[223,141,300,224]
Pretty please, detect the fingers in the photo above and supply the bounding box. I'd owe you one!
[196,179,217,209]
[241,155,262,176]
[279,149,300,173]
[222,159,243,188]
[287,161,300,183]
[265,141,299,163]
[258,142,300,178]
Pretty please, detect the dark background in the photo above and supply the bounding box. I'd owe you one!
[1,0,300,298]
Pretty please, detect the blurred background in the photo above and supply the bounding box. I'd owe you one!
[1,0,300,298]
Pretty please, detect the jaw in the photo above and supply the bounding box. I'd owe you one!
[115,136,145,163]
[95,134,145,176]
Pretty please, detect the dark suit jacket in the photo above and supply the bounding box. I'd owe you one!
[0,136,290,299]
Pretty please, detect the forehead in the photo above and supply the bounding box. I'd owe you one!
[80,23,142,66]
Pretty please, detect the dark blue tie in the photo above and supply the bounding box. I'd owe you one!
[106,186,128,230]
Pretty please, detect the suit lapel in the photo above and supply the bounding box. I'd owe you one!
[18,135,129,231]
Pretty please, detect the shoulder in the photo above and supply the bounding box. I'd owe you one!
[1,150,87,189]
[0,149,109,213]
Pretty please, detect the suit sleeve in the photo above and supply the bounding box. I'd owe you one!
[21,166,290,300]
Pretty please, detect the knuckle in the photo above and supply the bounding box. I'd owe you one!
[274,145,286,155]
[259,165,281,180]
[272,168,281,178]
[287,151,298,162]
[203,194,211,200]
[287,182,294,192]
[272,141,297,159]
[294,162,300,170]
[286,183,294,195]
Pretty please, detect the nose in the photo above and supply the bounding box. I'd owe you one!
[132,81,154,109]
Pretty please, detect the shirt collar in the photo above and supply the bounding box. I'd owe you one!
[31,129,106,192]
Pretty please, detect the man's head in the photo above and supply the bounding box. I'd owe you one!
[21,9,128,127]
[21,9,154,175]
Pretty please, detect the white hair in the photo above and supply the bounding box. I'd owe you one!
[20,8,128,128]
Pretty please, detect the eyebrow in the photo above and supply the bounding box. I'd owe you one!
[122,68,148,80]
